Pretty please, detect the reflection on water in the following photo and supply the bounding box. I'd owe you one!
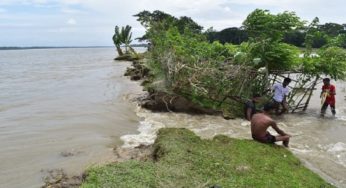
[123,81,346,187]
[0,48,143,188]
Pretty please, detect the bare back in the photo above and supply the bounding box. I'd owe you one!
[251,113,273,138]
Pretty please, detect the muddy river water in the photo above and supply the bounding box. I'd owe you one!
[1,48,346,187]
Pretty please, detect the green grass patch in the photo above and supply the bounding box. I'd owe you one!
[81,128,333,188]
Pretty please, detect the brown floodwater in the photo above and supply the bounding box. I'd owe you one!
[1,47,346,187]
[122,80,346,187]
[0,48,143,187]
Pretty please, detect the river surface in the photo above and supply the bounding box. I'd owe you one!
[0,48,143,187]
[1,48,346,187]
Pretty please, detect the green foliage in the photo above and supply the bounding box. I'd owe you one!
[311,31,329,48]
[301,17,346,80]
[329,34,346,48]
[232,41,300,72]
[243,9,304,42]
[81,128,333,188]
[304,17,320,50]
[207,13,345,50]
[176,16,203,34]
[301,47,346,80]
[112,26,123,56]
[304,17,330,49]
[242,9,304,73]
[133,9,346,117]
[206,27,249,44]
[81,161,156,188]
[121,25,133,53]
[113,25,138,58]
[239,41,300,70]
[145,26,259,113]
[283,30,306,47]
[318,47,346,79]
[319,23,344,37]
[134,10,203,42]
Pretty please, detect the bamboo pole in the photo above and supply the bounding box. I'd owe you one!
[303,76,320,111]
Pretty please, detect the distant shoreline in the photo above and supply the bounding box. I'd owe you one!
[0,46,112,50]
[0,44,148,50]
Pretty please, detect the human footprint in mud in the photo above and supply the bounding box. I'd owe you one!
[250,112,291,147]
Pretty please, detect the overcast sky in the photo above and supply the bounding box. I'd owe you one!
[0,0,345,46]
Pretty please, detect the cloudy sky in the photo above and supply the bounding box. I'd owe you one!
[0,0,345,46]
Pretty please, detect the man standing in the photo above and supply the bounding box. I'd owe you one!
[270,77,291,115]
[251,112,291,147]
[320,78,336,116]
[244,94,261,121]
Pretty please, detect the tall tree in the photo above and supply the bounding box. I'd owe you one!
[319,23,344,37]
[112,26,123,56]
[175,16,203,34]
[134,10,177,41]
[217,27,248,44]
[242,9,303,71]
[120,25,133,54]
[243,9,303,42]
[112,25,137,57]
[134,10,203,42]
[283,30,306,47]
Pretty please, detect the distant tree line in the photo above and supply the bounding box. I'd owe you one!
[206,22,346,48]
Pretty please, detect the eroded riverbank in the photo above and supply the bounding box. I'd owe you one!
[118,75,346,187]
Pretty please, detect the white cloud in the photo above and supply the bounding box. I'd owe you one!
[0,0,345,46]
[67,18,76,25]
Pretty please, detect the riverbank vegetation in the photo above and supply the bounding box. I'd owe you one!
[81,128,333,187]
[128,9,346,117]
[112,25,140,61]
[80,9,346,187]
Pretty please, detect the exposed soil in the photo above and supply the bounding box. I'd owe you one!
[139,90,221,115]
[114,54,140,61]
[41,145,153,188]
[41,169,84,188]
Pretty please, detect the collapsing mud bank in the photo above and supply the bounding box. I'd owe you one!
[41,145,153,188]
[124,60,234,118]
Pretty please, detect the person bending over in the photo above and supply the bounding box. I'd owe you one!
[271,78,291,115]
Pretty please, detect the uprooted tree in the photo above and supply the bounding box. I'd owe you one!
[132,9,346,117]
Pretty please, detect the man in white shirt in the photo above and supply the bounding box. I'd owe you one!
[264,78,291,115]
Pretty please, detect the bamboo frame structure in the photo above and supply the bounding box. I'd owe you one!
[268,71,320,112]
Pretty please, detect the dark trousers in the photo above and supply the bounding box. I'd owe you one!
[321,102,336,115]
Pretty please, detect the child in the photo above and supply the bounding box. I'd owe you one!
[320,78,336,116]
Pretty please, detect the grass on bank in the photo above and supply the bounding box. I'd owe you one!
[81,128,333,188]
